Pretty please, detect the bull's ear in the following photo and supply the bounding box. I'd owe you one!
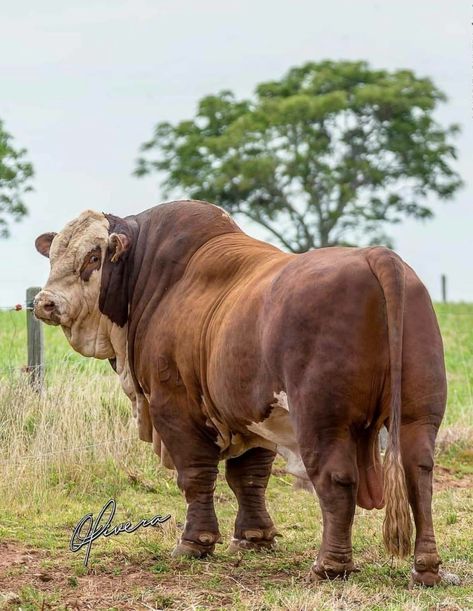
[109,232,131,263]
[35,232,57,258]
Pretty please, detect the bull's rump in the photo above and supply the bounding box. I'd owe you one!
[399,265,446,424]
[208,247,389,430]
[208,246,443,424]
[201,246,392,507]
[203,244,444,510]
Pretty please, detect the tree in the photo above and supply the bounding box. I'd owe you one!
[0,120,34,238]
[134,60,462,251]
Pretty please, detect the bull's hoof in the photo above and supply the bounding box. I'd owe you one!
[409,570,441,588]
[408,554,442,588]
[227,527,280,554]
[308,559,356,582]
[228,537,277,553]
[171,536,217,559]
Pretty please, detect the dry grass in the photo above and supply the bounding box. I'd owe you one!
[0,369,141,504]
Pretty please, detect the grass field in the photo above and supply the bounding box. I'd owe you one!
[0,305,472,610]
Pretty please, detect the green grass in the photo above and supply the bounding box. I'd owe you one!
[435,303,473,426]
[0,308,110,376]
[0,304,472,609]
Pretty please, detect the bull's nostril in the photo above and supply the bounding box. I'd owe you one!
[43,301,56,313]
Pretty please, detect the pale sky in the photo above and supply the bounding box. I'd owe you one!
[0,0,471,305]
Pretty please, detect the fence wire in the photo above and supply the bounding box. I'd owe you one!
[0,437,137,466]
[0,301,132,472]
[0,303,112,375]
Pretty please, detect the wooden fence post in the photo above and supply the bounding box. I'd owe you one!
[26,287,44,392]
[441,274,447,303]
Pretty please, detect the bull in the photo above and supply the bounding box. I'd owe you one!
[34,200,446,586]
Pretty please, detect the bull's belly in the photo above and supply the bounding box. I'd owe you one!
[204,391,309,481]
[245,392,309,481]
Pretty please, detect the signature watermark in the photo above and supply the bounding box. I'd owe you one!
[69,498,171,566]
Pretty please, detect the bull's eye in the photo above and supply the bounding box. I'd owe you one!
[80,248,102,281]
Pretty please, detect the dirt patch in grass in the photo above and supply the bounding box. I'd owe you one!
[0,541,162,610]
[0,533,471,610]
[0,540,276,610]
[0,541,42,573]
[434,466,473,491]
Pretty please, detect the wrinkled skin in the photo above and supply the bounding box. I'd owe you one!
[34,201,447,586]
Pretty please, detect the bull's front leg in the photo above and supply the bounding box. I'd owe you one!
[149,396,221,558]
[173,460,221,558]
[225,447,279,552]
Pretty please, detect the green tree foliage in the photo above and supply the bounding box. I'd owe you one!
[0,120,34,238]
[135,61,462,251]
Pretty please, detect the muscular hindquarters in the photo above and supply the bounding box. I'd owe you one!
[263,253,390,508]
[401,267,446,428]
[396,266,446,513]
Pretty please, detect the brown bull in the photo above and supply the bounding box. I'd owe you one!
[34,200,446,585]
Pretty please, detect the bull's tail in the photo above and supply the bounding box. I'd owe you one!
[366,247,412,558]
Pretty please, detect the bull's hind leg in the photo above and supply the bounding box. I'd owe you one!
[401,420,443,586]
[225,447,279,552]
[301,432,358,581]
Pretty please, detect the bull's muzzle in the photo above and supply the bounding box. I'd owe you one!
[33,291,62,325]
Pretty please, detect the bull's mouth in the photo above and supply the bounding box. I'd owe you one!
[40,314,62,326]
[33,306,68,328]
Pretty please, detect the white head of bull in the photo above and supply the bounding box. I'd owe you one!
[34,210,130,358]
